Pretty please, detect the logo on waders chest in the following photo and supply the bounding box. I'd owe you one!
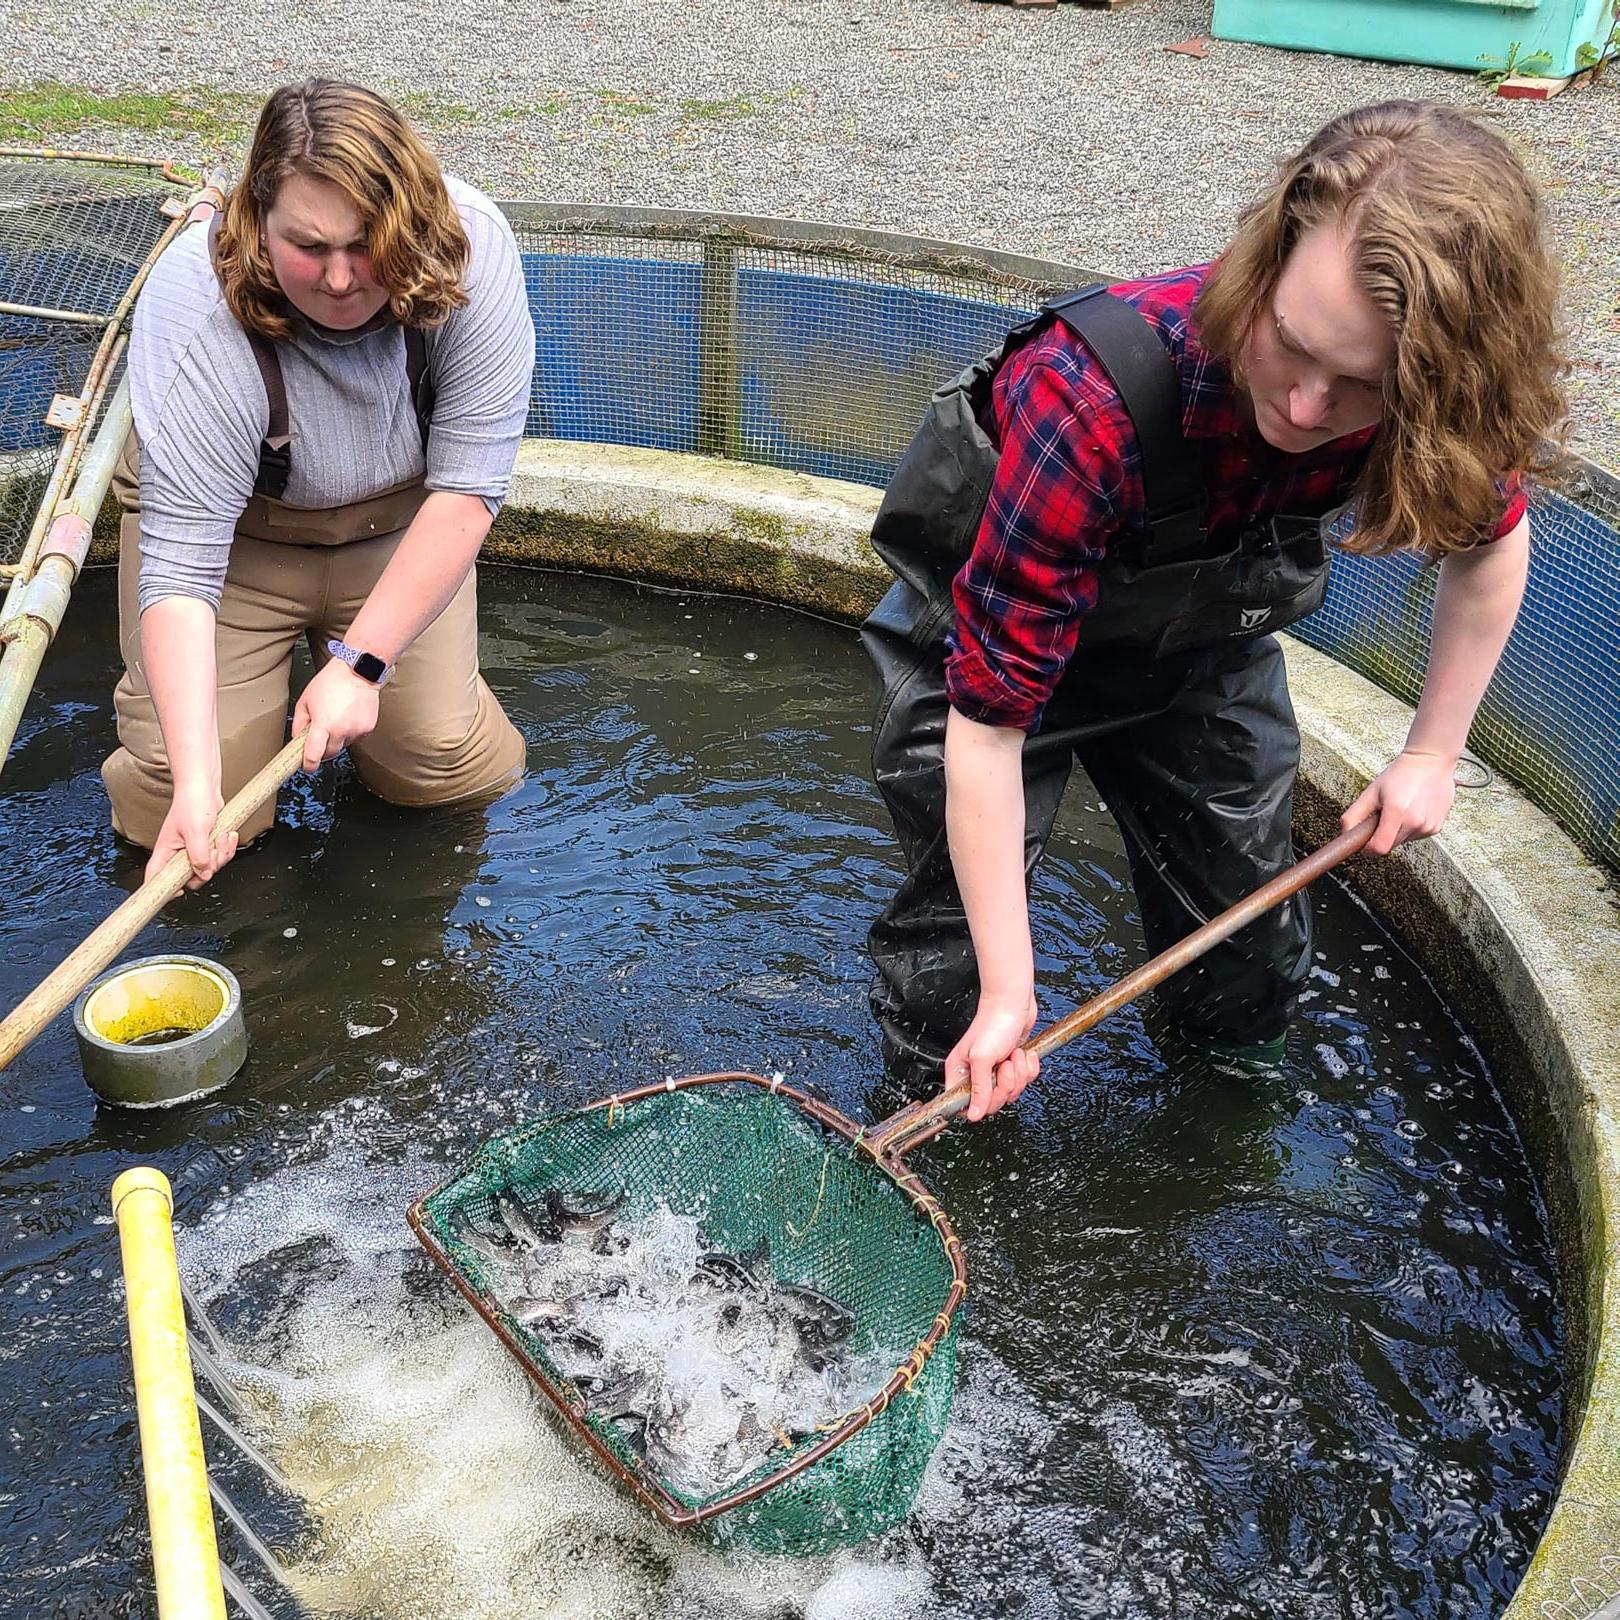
[1239,606,1274,630]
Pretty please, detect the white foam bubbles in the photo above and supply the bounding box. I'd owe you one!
[175,1096,947,1620]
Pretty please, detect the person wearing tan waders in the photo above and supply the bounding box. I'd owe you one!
[862,102,1566,1119]
[102,79,534,887]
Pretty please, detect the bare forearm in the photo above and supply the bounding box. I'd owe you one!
[1408,519,1529,761]
[944,707,1033,1004]
[345,491,492,664]
[140,595,221,792]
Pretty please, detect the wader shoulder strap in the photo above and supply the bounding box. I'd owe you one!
[1044,285,1207,566]
[403,325,435,448]
[207,212,293,499]
[244,333,293,500]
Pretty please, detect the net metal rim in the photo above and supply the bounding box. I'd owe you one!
[407,1068,969,1535]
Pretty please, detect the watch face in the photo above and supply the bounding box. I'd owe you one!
[353,651,388,684]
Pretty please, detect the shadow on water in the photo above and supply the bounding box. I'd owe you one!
[0,567,1561,1619]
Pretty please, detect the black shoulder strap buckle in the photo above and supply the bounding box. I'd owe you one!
[244,331,291,501]
[1043,284,1207,566]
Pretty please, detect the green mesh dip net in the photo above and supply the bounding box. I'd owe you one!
[408,1072,967,1555]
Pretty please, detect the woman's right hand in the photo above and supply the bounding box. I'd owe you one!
[944,992,1041,1123]
[146,781,237,889]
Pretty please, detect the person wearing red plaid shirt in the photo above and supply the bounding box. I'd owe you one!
[861,101,1563,1119]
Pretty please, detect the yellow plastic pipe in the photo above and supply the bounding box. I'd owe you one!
[110,1167,227,1620]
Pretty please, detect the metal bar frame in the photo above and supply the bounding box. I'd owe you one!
[0,145,196,185]
[0,299,107,325]
[494,198,1619,496]
[498,197,1095,294]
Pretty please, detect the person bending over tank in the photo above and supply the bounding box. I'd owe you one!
[103,79,535,887]
[862,101,1564,1120]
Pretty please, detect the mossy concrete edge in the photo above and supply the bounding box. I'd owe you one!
[492,440,1620,1611]
[492,441,885,620]
[1281,639,1620,1616]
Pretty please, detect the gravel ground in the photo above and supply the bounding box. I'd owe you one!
[6,0,1617,466]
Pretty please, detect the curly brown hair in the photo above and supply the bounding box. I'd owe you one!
[1194,101,1566,557]
[213,79,471,343]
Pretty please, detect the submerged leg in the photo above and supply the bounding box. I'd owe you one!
[1077,634,1312,1053]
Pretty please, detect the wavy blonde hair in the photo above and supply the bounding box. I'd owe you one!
[214,79,470,343]
[1195,101,1566,557]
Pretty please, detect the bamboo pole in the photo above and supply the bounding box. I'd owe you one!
[110,1166,228,1620]
[0,145,189,179]
[0,299,108,325]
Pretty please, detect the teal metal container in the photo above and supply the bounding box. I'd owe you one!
[1210,0,1613,75]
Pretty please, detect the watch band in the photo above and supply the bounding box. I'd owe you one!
[326,638,392,687]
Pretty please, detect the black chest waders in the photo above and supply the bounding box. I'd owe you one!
[861,287,1321,1096]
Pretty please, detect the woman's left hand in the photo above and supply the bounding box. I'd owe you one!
[1341,748,1458,856]
[293,659,381,772]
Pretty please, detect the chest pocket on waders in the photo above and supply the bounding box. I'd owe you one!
[1083,510,1330,658]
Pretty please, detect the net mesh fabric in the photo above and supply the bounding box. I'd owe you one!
[510,216,1058,484]
[416,1078,959,1554]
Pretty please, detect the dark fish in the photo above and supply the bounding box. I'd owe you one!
[695,1252,754,1292]
[589,1226,632,1258]
[448,1206,509,1264]
[694,1235,772,1293]
[544,1186,627,1236]
[780,1284,855,1348]
[582,1367,649,1417]
[495,1190,546,1251]
[557,1327,604,1360]
[610,1412,649,1459]
[565,1269,630,1306]
[646,1390,689,1464]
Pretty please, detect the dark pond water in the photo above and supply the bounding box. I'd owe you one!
[0,566,1561,1620]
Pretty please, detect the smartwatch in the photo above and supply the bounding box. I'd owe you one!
[326,638,393,687]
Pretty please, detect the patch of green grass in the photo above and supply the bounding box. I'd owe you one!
[396,93,577,127]
[678,94,757,121]
[492,97,572,120]
[0,81,250,145]
[592,88,659,117]
[395,90,477,123]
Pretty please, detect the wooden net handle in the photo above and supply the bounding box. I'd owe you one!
[867,816,1378,1160]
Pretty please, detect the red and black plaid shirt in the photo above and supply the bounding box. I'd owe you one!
[945,263,1526,732]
